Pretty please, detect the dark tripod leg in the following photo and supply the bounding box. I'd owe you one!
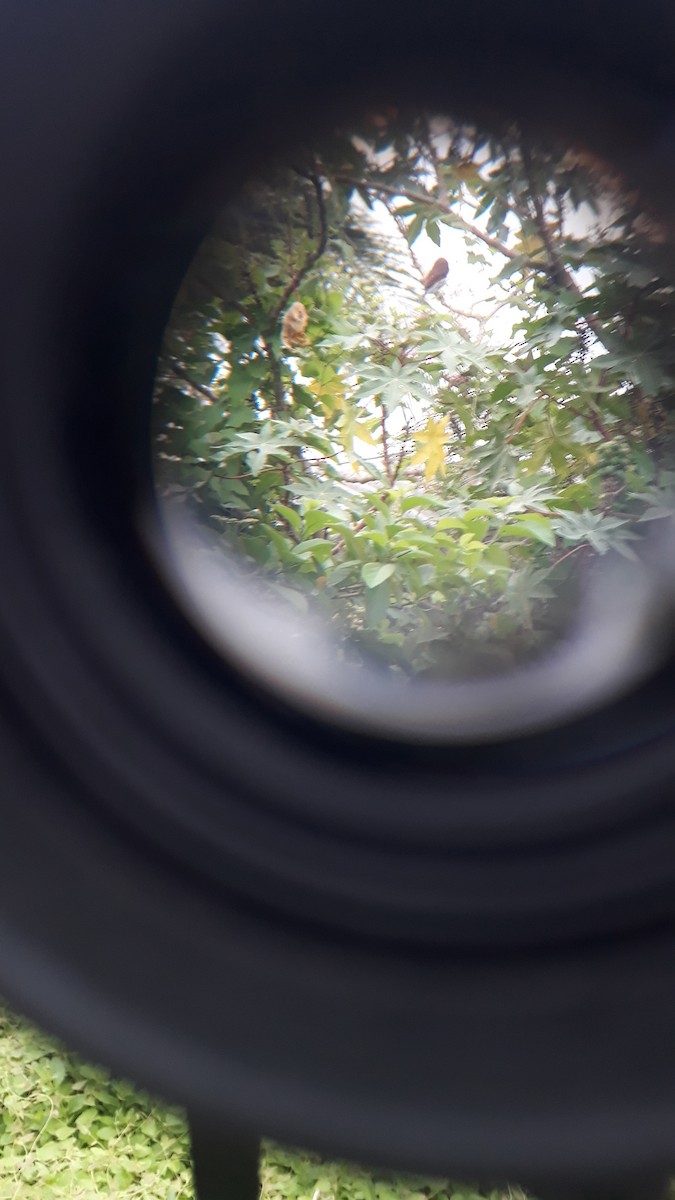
[189,1113,261,1200]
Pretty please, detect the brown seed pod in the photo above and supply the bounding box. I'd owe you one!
[282,301,309,348]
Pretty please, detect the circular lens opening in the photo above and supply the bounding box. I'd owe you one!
[150,106,675,740]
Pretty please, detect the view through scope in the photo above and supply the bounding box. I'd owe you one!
[151,108,675,738]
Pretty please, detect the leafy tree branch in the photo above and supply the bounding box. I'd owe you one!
[154,115,675,678]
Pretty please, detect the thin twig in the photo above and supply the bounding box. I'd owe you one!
[380,403,392,483]
[170,363,223,407]
[273,173,328,323]
[520,141,611,352]
[566,403,612,442]
[551,543,587,569]
[506,393,542,442]
[335,173,529,264]
[391,420,412,484]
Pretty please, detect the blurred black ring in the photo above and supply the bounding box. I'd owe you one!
[3,0,675,1188]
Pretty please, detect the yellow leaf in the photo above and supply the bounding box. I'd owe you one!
[307,376,345,415]
[410,417,448,482]
[338,408,378,453]
[515,232,546,259]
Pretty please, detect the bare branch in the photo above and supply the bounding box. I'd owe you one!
[380,403,392,483]
[520,142,611,352]
[170,363,223,407]
[335,173,530,264]
[505,392,542,443]
[391,420,411,484]
[273,173,328,323]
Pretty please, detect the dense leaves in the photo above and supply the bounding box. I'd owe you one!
[155,112,675,677]
[0,1006,191,1198]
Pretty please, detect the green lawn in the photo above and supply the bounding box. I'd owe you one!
[0,1003,522,1200]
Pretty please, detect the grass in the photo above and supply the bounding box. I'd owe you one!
[0,1005,189,1198]
[0,1003,526,1200]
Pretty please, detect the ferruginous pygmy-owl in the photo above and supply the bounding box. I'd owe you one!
[422,256,449,293]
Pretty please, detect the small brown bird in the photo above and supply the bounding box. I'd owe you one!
[422,256,449,293]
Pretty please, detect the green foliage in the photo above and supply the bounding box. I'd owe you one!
[0,1006,192,1198]
[0,1004,529,1200]
[155,113,675,677]
[261,1144,524,1200]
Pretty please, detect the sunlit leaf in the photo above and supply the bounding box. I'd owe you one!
[410,417,448,482]
[303,509,334,535]
[361,562,396,588]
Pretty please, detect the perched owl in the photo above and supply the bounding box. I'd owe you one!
[422,257,449,293]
